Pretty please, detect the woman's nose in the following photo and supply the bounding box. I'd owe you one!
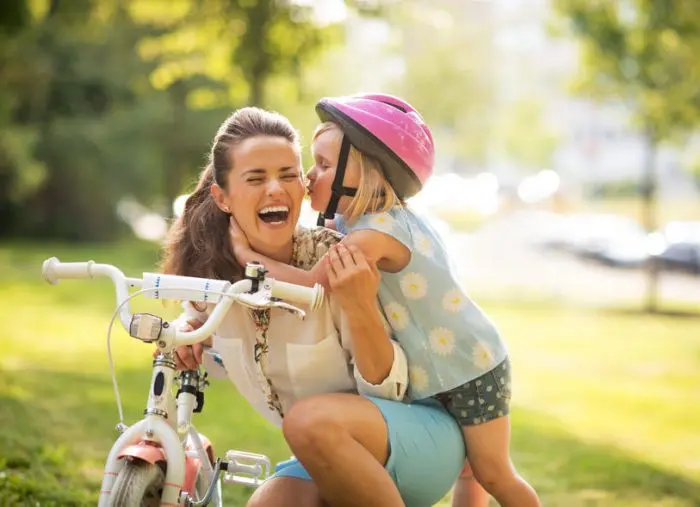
[266,178,285,196]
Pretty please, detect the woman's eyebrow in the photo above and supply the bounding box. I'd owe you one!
[242,168,266,177]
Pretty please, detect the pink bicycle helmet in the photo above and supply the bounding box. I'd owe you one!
[314,93,434,224]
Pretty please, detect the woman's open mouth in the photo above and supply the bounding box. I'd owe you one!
[258,205,290,225]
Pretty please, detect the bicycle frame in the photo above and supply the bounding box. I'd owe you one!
[99,356,209,507]
[42,258,323,507]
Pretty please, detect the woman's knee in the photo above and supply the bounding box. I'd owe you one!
[246,477,323,507]
[282,396,346,453]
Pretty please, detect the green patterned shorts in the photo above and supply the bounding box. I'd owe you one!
[434,358,512,426]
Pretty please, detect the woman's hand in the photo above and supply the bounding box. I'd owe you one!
[152,319,211,370]
[325,243,380,314]
[325,243,394,386]
[229,215,252,266]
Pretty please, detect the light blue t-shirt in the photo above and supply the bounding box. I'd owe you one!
[336,207,508,400]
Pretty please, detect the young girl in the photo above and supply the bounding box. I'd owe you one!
[230,94,540,507]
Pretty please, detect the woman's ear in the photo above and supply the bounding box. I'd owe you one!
[210,184,231,214]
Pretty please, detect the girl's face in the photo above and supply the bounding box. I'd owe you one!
[215,135,304,254]
[306,128,360,214]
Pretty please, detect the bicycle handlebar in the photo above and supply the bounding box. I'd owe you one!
[42,257,324,348]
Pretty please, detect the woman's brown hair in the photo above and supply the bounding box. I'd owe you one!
[160,107,299,281]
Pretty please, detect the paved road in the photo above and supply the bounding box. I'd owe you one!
[444,216,700,306]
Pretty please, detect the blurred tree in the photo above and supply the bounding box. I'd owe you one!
[499,98,560,173]
[133,0,340,108]
[0,0,35,235]
[553,0,700,312]
[0,0,178,240]
[386,0,495,170]
[0,0,351,240]
[118,0,342,202]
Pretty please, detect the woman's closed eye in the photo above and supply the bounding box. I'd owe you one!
[247,172,299,184]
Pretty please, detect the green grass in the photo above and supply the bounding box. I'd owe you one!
[1,241,699,506]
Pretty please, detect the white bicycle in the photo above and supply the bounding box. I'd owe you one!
[42,257,324,507]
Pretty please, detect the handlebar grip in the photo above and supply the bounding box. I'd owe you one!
[270,280,324,310]
[42,257,93,285]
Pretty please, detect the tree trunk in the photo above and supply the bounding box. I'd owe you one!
[642,127,659,313]
[250,72,265,107]
[165,80,188,209]
[241,0,272,107]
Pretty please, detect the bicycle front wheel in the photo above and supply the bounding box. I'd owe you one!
[108,460,164,507]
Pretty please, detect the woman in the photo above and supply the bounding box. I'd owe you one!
[161,106,465,507]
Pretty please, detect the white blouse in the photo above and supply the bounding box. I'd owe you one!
[178,227,408,427]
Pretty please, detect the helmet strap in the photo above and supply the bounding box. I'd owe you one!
[316,135,357,226]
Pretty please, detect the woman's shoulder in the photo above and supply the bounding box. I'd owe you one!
[293,226,343,269]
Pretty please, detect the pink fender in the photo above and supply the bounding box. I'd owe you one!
[118,436,215,496]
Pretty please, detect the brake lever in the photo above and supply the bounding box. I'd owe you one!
[234,292,306,320]
[235,291,272,310]
[269,300,306,320]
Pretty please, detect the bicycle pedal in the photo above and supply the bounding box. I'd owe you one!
[222,450,271,488]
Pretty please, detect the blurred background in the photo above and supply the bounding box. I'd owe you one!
[1,0,699,505]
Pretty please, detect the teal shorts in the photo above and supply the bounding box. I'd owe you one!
[272,396,466,507]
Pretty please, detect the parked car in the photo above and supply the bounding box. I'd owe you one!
[595,220,700,274]
[657,220,700,244]
[654,241,700,275]
[594,234,651,268]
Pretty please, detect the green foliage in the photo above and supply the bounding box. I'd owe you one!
[0,0,342,241]
[386,1,495,167]
[553,0,700,312]
[553,0,700,141]
[499,98,560,172]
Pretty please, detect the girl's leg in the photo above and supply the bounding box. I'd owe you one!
[463,416,540,507]
[282,393,404,507]
[246,477,327,507]
[451,462,491,507]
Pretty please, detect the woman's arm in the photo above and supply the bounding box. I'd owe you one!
[328,243,407,400]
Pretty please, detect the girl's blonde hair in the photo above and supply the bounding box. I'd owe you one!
[313,122,401,223]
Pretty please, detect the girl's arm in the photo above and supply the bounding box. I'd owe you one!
[237,246,329,289]
[235,222,411,289]
[228,215,329,288]
[342,229,411,273]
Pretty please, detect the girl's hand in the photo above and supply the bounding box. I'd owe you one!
[229,215,252,265]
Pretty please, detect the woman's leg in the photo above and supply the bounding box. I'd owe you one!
[246,477,326,507]
[282,393,404,507]
[451,462,491,507]
[283,393,465,507]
